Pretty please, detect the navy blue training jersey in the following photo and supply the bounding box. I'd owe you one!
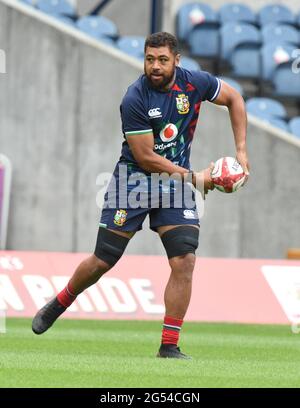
[119,66,221,171]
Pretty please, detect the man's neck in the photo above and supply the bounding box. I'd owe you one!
[162,70,177,92]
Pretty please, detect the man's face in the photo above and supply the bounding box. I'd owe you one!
[144,46,180,91]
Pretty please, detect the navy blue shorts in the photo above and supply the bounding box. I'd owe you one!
[99,163,200,232]
[100,206,199,232]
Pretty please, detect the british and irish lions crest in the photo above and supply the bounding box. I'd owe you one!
[113,209,127,226]
[176,94,190,115]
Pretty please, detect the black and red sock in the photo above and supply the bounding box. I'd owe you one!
[161,315,183,346]
[57,282,77,308]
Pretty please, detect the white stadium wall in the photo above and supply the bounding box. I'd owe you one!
[76,0,151,37]
[0,0,300,258]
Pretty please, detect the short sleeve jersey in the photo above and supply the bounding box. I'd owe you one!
[119,67,221,171]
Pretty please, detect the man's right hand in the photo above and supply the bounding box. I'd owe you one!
[192,162,215,196]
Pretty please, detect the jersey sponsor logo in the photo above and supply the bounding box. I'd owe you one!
[159,123,178,142]
[154,141,177,151]
[148,108,162,118]
[176,93,190,115]
[113,209,127,227]
[183,209,195,219]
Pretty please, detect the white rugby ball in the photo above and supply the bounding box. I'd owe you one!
[211,157,246,193]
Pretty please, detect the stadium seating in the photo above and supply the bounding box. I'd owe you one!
[179,56,201,71]
[246,110,289,132]
[289,117,300,138]
[218,3,256,25]
[229,41,261,79]
[261,42,295,81]
[220,22,261,61]
[261,23,299,45]
[272,61,300,98]
[258,4,295,26]
[99,37,116,47]
[76,16,118,40]
[19,0,300,123]
[219,76,245,96]
[176,2,218,42]
[246,97,287,119]
[50,13,76,26]
[117,36,145,60]
[260,117,289,132]
[187,21,220,58]
[36,0,76,18]
[20,0,35,5]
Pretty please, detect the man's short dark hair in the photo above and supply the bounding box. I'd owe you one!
[144,32,179,55]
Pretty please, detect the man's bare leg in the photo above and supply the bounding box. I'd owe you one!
[156,224,199,359]
[32,229,135,334]
[69,229,135,294]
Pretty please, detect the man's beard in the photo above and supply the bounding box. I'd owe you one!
[146,69,175,91]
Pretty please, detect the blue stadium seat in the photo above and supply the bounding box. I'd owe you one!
[187,22,220,58]
[19,0,35,6]
[76,16,118,40]
[36,0,76,18]
[179,56,201,71]
[262,24,299,45]
[49,13,76,26]
[246,111,275,121]
[261,42,295,81]
[267,117,289,131]
[272,61,300,98]
[219,76,244,96]
[220,22,261,61]
[176,3,218,42]
[247,111,289,131]
[230,42,261,78]
[289,117,300,138]
[246,97,287,119]
[261,117,289,132]
[219,3,256,25]
[117,36,145,60]
[258,4,295,26]
[99,37,116,47]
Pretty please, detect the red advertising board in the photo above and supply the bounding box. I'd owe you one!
[1,251,300,324]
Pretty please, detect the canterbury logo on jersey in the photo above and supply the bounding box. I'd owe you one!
[148,108,162,118]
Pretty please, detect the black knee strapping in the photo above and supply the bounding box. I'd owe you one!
[160,226,199,259]
[94,228,130,266]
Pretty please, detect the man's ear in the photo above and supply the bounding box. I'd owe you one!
[175,54,181,66]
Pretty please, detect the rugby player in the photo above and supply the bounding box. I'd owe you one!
[32,32,249,359]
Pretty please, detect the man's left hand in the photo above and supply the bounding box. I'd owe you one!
[236,150,250,183]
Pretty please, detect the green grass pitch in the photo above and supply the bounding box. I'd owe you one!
[1,318,300,388]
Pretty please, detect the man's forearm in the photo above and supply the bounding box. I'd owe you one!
[228,96,248,152]
[138,152,190,178]
[227,95,249,174]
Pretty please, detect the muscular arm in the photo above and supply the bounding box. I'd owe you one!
[126,132,214,193]
[212,80,250,174]
[126,132,189,178]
